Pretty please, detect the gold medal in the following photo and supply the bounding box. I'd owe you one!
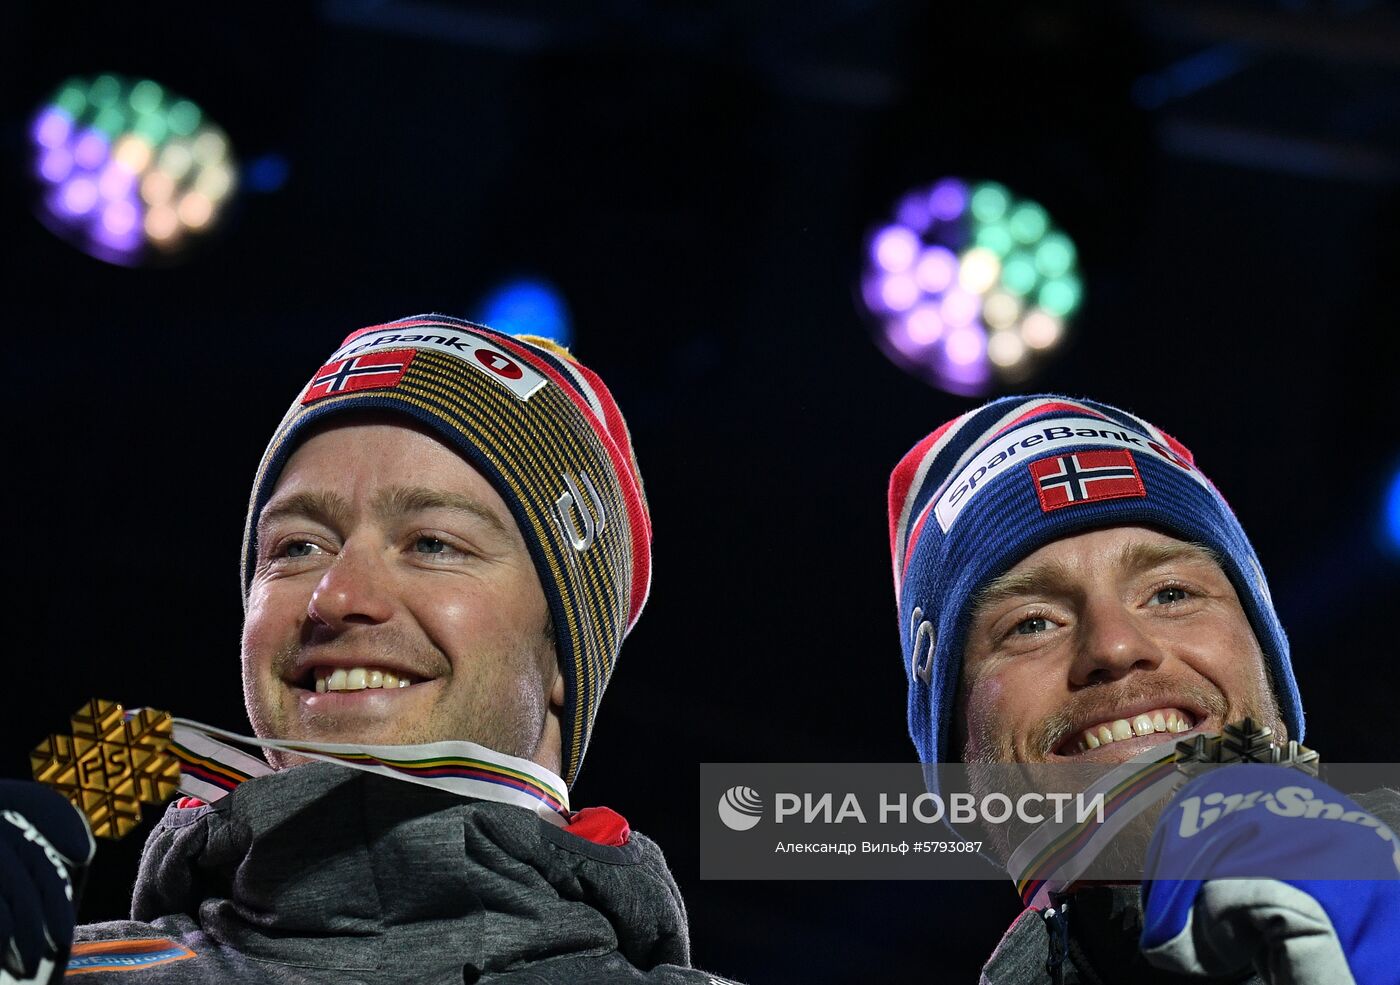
[30,699,181,838]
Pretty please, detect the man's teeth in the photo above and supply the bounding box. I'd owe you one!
[1072,708,1194,753]
[313,667,416,693]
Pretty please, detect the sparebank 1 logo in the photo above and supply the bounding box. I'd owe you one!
[717,786,764,831]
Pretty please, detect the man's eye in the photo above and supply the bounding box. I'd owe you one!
[1014,616,1051,636]
[284,541,319,559]
[414,536,456,555]
[1150,586,1190,605]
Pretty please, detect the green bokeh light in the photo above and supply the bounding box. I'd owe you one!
[1035,233,1076,278]
[1001,252,1039,297]
[1009,203,1048,244]
[975,222,1014,258]
[88,74,120,108]
[91,105,127,137]
[1038,275,1083,317]
[167,100,201,137]
[55,82,86,118]
[128,79,164,114]
[133,113,168,144]
[970,182,1010,224]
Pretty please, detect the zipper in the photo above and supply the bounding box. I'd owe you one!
[1043,894,1071,985]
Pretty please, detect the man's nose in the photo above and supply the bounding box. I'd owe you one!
[307,543,395,629]
[1067,598,1166,686]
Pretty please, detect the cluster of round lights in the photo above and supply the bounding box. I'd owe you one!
[861,178,1082,395]
[31,74,237,265]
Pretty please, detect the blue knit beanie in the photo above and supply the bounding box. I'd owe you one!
[888,395,1303,765]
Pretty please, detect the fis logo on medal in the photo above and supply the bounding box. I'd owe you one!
[718,786,764,831]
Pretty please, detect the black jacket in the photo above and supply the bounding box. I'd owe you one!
[72,762,742,984]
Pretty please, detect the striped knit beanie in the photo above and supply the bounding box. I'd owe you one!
[888,395,1302,765]
[241,314,651,786]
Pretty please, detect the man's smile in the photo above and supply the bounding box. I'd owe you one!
[1049,699,1217,763]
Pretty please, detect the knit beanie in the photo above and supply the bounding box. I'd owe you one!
[888,395,1302,765]
[241,314,651,786]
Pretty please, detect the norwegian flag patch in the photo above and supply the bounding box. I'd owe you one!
[1029,450,1146,512]
[301,349,415,404]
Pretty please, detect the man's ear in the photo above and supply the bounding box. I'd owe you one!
[549,666,565,711]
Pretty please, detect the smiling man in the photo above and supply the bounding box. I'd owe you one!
[19,314,747,984]
[243,417,563,767]
[888,395,1400,984]
[957,526,1284,769]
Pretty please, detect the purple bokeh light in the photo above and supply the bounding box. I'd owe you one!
[938,337,992,394]
[61,177,98,216]
[102,198,138,236]
[39,147,74,183]
[883,318,931,361]
[879,273,919,312]
[34,108,72,150]
[872,225,919,273]
[945,324,987,367]
[914,246,956,294]
[939,288,981,329]
[928,179,968,221]
[97,161,135,200]
[906,304,945,344]
[91,216,144,259]
[895,193,932,234]
[73,130,109,170]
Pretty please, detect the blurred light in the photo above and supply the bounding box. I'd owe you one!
[102,199,137,236]
[1035,233,1076,278]
[859,176,1081,395]
[1038,275,1083,318]
[873,227,919,273]
[478,278,573,348]
[62,178,98,216]
[244,153,291,193]
[969,182,1010,223]
[73,130,108,169]
[928,179,967,221]
[946,325,985,366]
[914,246,956,293]
[38,147,73,184]
[177,191,213,229]
[29,73,237,266]
[145,204,179,242]
[987,330,1026,368]
[1008,204,1048,244]
[907,305,944,344]
[1020,309,1063,350]
[34,108,71,149]
[974,222,1014,258]
[983,291,1021,331]
[113,135,153,173]
[141,170,175,205]
[957,247,1001,295]
[1385,467,1400,554]
[939,288,980,329]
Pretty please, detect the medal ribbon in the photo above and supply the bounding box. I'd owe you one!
[163,715,571,822]
[1005,739,1191,908]
[29,699,570,839]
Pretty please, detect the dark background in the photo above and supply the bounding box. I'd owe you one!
[3,2,1398,981]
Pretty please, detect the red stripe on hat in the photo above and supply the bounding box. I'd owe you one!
[888,420,960,590]
[487,334,652,630]
[991,400,1105,438]
[1155,427,1196,466]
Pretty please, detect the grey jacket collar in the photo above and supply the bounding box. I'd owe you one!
[129,762,691,978]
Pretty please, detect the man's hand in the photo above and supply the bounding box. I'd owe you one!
[0,781,94,984]
[1140,764,1400,984]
